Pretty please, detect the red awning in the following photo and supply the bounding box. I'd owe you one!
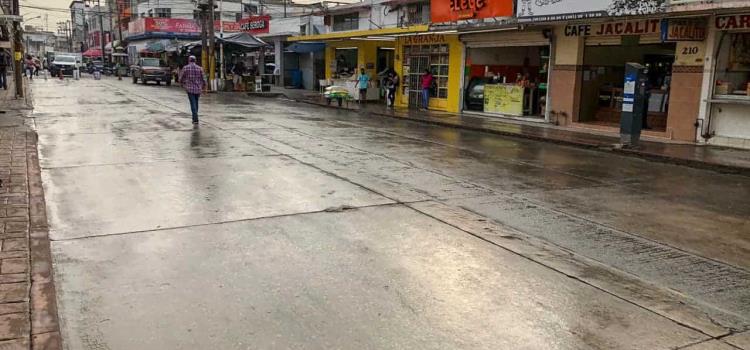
[82,48,103,58]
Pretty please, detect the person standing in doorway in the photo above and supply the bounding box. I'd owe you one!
[179,56,205,125]
[420,69,433,110]
[357,68,370,104]
[0,50,9,90]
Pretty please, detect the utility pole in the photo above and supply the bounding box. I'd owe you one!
[97,0,106,63]
[208,0,216,91]
[11,0,23,97]
[199,3,208,81]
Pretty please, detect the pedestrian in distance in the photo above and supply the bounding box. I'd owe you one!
[420,69,433,110]
[24,55,34,80]
[386,72,399,108]
[232,61,246,91]
[356,68,370,104]
[179,56,205,125]
[0,49,9,90]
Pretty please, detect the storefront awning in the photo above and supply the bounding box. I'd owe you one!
[82,48,103,58]
[286,42,325,53]
[287,25,429,42]
[183,32,268,51]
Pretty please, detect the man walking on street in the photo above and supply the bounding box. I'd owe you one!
[179,56,205,125]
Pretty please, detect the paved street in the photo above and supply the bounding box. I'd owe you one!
[29,76,750,349]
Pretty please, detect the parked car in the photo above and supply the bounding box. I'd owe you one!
[131,58,171,85]
[50,55,79,76]
[465,77,490,111]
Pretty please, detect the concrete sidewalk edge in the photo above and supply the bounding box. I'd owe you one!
[291,97,750,177]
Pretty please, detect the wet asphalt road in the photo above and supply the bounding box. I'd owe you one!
[29,76,750,349]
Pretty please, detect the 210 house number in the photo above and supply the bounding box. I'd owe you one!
[682,46,700,55]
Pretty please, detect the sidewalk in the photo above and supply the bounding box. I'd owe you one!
[276,87,750,175]
[0,77,61,349]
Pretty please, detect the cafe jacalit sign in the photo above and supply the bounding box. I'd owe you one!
[565,19,661,37]
[431,0,513,23]
[518,0,667,22]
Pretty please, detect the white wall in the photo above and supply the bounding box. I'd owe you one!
[709,104,750,149]
[468,46,541,66]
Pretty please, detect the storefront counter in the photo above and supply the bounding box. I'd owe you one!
[710,95,750,105]
[329,78,380,101]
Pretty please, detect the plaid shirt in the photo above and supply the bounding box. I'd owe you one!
[180,63,205,94]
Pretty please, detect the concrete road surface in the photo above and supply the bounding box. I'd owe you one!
[29,77,750,349]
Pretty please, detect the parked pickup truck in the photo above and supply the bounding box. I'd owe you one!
[131,58,171,86]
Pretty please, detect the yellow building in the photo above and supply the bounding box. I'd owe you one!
[288,26,465,113]
[393,33,463,113]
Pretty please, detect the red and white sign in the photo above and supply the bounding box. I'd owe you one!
[239,16,270,34]
[715,14,750,31]
[128,18,243,36]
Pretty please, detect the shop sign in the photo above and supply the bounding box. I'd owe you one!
[564,19,662,37]
[128,18,242,36]
[674,41,706,66]
[431,0,513,23]
[484,84,523,117]
[715,14,750,31]
[661,18,707,42]
[239,16,270,34]
[402,34,447,45]
[518,0,667,23]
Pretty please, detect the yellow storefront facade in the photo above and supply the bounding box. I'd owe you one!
[394,33,463,113]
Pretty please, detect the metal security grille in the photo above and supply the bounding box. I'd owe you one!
[408,55,428,108]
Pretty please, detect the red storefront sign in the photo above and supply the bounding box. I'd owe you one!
[239,16,270,34]
[715,14,750,30]
[431,0,513,23]
[128,18,242,36]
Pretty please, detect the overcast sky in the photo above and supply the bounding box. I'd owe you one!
[21,0,72,33]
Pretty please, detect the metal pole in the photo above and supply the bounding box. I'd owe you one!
[11,0,23,97]
[98,0,106,63]
[219,0,224,81]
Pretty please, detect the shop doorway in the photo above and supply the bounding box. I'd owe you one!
[578,40,675,131]
[377,48,395,73]
[408,55,429,108]
[463,45,550,119]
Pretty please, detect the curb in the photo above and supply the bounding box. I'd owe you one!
[26,129,62,350]
[293,98,750,176]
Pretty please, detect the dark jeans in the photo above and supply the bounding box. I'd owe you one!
[187,93,200,122]
[387,88,396,106]
[0,68,6,90]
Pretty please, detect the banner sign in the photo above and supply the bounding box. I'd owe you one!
[564,19,661,37]
[517,0,667,23]
[239,16,270,34]
[431,0,513,23]
[128,18,242,36]
[484,84,524,116]
[715,14,750,31]
[661,18,707,42]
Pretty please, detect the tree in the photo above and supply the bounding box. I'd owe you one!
[608,0,666,16]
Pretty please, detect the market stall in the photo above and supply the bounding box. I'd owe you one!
[182,32,269,91]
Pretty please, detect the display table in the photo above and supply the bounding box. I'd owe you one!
[329,78,379,101]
